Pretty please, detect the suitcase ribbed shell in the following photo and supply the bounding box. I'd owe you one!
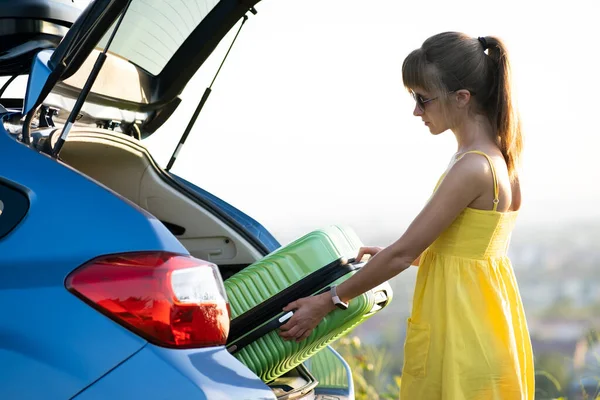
[224,226,393,382]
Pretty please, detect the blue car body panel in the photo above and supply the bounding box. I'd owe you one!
[0,118,183,398]
[0,119,274,399]
[0,288,147,400]
[74,346,276,400]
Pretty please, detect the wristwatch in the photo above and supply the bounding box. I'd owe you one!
[330,285,349,310]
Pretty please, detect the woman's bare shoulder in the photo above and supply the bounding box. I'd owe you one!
[447,152,492,189]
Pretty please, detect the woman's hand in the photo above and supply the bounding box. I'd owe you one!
[355,246,384,262]
[278,246,383,343]
[278,292,336,342]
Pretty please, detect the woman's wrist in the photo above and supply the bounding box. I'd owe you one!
[319,292,337,314]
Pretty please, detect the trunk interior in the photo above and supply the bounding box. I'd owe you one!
[33,126,318,400]
[52,127,262,273]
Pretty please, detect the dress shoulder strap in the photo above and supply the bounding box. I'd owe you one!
[456,150,500,211]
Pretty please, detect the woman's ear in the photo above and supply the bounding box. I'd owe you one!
[454,89,472,109]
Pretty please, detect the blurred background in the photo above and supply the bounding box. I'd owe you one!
[139,0,600,398]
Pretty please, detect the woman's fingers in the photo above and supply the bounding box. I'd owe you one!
[279,324,302,340]
[356,246,375,262]
[356,248,365,262]
[279,294,330,342]
[356,246,383,262]
[292,329,306,342]
[297,329,312,342]
[282,300,299,312]
[279,313,299,332]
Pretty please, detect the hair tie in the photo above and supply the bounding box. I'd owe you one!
[477,36,488,50]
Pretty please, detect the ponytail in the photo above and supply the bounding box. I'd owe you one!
[481,36,522,181]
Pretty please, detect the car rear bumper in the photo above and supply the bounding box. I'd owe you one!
[73,344,276,400]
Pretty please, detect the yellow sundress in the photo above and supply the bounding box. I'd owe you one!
[400,151,535,399]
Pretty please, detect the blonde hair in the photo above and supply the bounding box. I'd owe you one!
[402,32,522,181]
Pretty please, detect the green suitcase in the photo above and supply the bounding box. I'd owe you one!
[224,225,393,382]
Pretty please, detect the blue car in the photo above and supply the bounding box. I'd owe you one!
[0,0,355,399]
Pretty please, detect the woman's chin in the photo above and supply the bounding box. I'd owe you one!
[427,126,440,135]
[428,126,446,135]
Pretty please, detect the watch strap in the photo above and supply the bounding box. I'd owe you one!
[330,285,349,310]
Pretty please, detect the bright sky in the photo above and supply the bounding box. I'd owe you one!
[4,0,596,245]
[143,0,600,244]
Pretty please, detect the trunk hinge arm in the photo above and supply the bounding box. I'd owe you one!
[165,9,254,172]
[51,0,133,158]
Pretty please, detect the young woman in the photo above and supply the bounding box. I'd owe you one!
[278,32,534,399]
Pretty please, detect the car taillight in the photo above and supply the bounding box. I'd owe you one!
[66,252,230,348]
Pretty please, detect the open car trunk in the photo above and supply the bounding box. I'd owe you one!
[33,125,319,400]
[7,0,356,397]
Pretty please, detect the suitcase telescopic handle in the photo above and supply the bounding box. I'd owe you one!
[227,258,366,350]
[227,272,359,355]
[228,257,358,343]
[227,268,371,354]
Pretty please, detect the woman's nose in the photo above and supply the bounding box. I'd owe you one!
[413,103,423,117]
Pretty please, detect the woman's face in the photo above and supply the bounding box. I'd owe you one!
[410,88,449,135]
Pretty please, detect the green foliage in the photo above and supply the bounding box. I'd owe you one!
[330,327,600,399]
[535,353,570,399]
[533,328,600,399]
[333,336,401,400]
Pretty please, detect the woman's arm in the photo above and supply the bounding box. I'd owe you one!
[278,154,491,342]
[332,156,487,304]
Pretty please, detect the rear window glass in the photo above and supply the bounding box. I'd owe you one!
[98,0,221,75]
[0,181,29,239]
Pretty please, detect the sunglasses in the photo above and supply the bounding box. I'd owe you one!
[411,90,465,112]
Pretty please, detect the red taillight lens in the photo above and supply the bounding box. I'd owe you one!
[66,252,230,348]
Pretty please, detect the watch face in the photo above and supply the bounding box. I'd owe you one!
[336,302,349,310]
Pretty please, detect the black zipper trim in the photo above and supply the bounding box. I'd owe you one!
[227,258,358,344]
[227,311,291,354]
